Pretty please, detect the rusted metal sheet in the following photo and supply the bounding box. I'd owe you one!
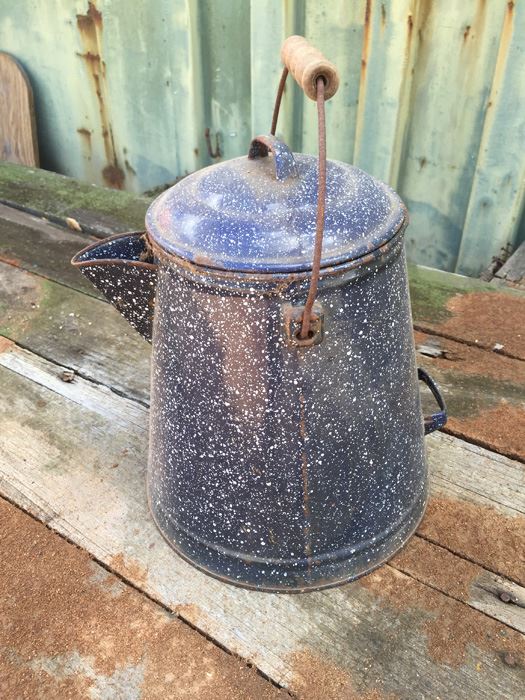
[0,0,524,275]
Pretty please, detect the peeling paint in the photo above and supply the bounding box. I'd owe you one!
[76,1,126,189]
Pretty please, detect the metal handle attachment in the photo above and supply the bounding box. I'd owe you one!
[248,135,298,181]
[418,367,448,435]
[268,37,336,342]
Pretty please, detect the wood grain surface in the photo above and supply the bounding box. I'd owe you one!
[0,52,38,167]
[2,216,524,460]
[0,173,524,698]
[0,342,523,697]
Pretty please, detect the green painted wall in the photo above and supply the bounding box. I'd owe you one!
[1,0,524,276]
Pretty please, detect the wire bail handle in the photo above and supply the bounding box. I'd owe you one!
[271,36,340,342]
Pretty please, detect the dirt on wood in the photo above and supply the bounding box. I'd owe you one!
[414,330,525,384]
[391,536,480,601]
[449,401,525,463]
[419,497,525,587]
[0,497,284,700]
[359,565,525,670]
[415,331,525,460]
[108,552,149,588]
[289,650,396,700]
[436,291,525,359]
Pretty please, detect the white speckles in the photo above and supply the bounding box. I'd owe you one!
[146,151,405,273]
[143,246,427,591]
[76,170,427,592]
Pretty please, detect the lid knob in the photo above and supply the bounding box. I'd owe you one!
[248,135,298,181]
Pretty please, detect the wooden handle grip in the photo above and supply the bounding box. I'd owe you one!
[281,35,339,101]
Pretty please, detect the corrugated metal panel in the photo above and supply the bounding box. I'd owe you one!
[0,0,524,275]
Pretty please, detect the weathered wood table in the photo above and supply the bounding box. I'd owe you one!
[0,161,524,699]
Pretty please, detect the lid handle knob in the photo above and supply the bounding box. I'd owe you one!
[248,135,298,181]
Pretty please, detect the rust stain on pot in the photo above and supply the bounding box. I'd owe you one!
[299,391,313,563]
[76,1,126,189]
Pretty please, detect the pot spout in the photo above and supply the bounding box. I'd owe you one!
[71,231,157,341]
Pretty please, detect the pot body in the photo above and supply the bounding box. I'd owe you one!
[147,233,427,592]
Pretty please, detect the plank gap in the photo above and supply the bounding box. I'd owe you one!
[414,324,525,363]
[0,492,292,696]
[416,531,525,590]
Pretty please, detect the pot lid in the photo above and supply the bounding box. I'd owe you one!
[146,137,406,273]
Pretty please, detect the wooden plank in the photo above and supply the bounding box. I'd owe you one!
[1,254,524,459]
[0,52,38,167]
[0,207,523,462]
[393,537,525,635]
[1,159,525,358]
[0,338,522,586]
[0,262,151,405]
[2,200,524,355]
[409,264,525,360]
[0,203,102,298]
[0,161,149,236]
[0,496,283,700]
[0,341,523,697]
[415,330,525,462]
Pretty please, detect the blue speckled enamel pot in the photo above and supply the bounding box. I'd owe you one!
[72,138,446,592]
